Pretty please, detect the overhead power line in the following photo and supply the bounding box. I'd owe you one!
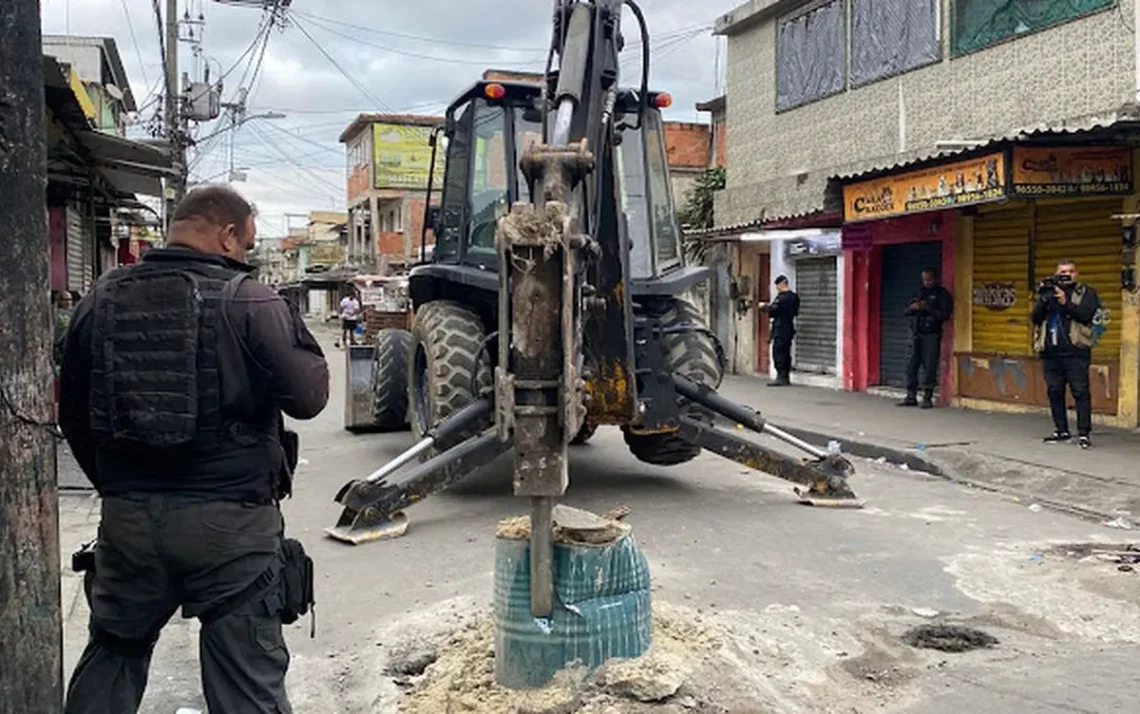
[298,13,545,67]
[290,10,549,52]
[289,14,393,112]
[119,0,152,91]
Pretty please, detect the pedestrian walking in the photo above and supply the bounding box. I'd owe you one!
[339,287,362,347]
[898,267,953,409]
[58,185,330,714]
[1031,259,1101,449]
[760,275,799,387]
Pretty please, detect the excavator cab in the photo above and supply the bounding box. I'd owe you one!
[410,81,700,306]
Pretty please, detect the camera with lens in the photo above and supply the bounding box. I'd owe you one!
[1039,273,1072,297]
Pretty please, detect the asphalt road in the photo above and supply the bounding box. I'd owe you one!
[58,334,1140,713]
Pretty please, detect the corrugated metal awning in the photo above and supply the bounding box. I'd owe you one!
[830,111,1140,184]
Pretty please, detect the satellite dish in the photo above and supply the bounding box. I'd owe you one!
[105,84,124,101]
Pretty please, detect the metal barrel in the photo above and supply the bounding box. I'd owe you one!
[492,530,652,689]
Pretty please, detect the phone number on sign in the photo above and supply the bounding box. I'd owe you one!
[1012,183,1132,196]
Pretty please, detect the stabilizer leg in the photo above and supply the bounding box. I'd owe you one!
[671,375,863,507]
[326,430,510,544]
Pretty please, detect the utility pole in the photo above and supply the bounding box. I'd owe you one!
[165,0,185,229]
[0,0,63,710]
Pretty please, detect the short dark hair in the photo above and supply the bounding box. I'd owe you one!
[774,274,789,285]
[172,185,255,238]
[1057,259,1077,269]
[921,267,938,278]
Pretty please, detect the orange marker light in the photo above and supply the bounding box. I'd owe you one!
[654,92,673,109]
[485,83,507,100]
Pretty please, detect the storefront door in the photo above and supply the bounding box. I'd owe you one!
[879,241,943,387]
[793,256,839,374]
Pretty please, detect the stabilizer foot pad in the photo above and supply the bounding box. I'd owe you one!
[797,496,866,509]
[324,511,410,545]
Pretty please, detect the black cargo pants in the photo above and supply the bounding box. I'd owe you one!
[1043,350,1092,437]
[64,495,291,714]
[771,331,794,380]
[905,332,942,397]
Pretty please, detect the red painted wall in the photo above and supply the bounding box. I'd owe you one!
[842,211,957,403]
[48,206,66,292]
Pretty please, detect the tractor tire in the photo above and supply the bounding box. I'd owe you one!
[570,422,597,446]
[624,298,724,466]
[370,329,412,432]
[408,301,492,452]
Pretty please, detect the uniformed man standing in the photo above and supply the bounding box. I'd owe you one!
[760,275,800,387]
[59,186,329,713]
[899,267,953,409]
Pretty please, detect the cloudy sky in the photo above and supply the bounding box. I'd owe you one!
[42,0,740,236]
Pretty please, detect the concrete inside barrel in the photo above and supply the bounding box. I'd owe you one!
[492,505,653,689]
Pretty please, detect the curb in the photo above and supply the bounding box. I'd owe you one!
[779,425,1132,526]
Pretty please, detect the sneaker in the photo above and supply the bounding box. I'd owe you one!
[919,399,934,409]
[1043,431,1071,444]
[897,398,918,407]
[1079,435,1091,450]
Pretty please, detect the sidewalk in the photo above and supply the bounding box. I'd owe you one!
[717,375,1140,524]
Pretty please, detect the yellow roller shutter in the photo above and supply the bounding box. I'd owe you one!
[1034,200,1122,361]
[972,204,1033,356]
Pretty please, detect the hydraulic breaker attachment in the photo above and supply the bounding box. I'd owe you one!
[671,376,863,507]
[326,398,501,544]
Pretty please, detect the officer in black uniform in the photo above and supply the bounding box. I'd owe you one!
[899,267,953,409]
[59,186,329,714]
[760,275,800,387]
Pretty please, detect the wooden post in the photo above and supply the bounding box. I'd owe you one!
[0,0,64,710]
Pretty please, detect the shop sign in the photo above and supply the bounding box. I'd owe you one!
[373,122,446,190]
[785,231,841,259]
[1011,146,1133,197]
[843,152,1007,222]
[309,242,345,265]
[972,282,1017,311]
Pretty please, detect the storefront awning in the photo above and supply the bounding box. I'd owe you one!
[76,131,175,198]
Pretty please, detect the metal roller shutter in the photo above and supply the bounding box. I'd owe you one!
[793,256,838,373]
[879,241,943,387]
[1034,199,1122,361]
[66,204,90,294]
[972,205,1033,355]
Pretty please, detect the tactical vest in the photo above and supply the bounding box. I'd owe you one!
[87,258,276,460]
[1033,283,1097,353]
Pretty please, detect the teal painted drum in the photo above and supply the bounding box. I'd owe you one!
[493,530,652,689]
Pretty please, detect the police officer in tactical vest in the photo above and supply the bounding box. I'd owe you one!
[1031,259,1101,449]
[59,186,329,713]
[760,275,800,387]
[899,267,953,409]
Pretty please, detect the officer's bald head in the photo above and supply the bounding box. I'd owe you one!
[170,186,258,262]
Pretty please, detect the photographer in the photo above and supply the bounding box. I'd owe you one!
[1031,259,1101,449]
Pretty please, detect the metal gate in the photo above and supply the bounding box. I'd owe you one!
[65,204,91,294]
[879,241,943,387]
[793,256,838,374]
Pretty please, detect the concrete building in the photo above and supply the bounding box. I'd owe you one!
[712,0,1140,427]
[43,39,170,297]
[43,35,137,137]
[340,113,444,275]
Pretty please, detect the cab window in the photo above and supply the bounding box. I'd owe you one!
[434,103,473,261]
[466,101,510,261]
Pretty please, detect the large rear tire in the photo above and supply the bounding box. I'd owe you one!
[570,422,597,446]
[370,329,412,431]
[624,298,724,466]
[408,301,492,452]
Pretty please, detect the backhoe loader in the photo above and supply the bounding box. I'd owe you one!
[331,0,861,618]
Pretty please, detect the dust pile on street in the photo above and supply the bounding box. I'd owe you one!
[368,597,890,714]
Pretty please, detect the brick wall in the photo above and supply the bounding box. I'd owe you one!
[713,116,726,169]
[377,231,403,260]
[717,0,1137,225]
[664,121,711,171]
